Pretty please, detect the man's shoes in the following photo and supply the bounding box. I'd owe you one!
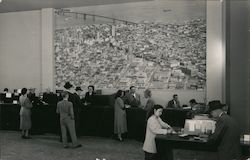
[24,136,31,139]
[63,145,69,149]
[117,136,123,142]
[72,144,82,149]
[22,136,31,139]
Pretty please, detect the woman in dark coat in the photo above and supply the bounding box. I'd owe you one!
[114,90,127,141]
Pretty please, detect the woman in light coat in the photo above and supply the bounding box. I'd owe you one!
[114,90,127,141]
[19,88,33,139]
[143,105,174,160]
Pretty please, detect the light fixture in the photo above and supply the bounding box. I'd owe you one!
[0,0,2,3]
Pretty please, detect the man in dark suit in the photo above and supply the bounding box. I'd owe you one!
[167,94,181,109]
[208,100,241,160]
[64,82,82,136]
[74,86,84,106]
[124,86,141,107]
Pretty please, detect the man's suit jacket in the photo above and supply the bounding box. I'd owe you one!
[67,91,81,120]
[209,113,241,160]
[124,92,141,107]
[167,99,180,108]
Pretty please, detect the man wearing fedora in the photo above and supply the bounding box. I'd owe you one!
[208,100,241,160]
[75,86,83,99]
[75,86,84,107]
[64,82,82,136]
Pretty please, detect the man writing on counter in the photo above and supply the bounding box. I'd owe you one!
[208,100,241,160]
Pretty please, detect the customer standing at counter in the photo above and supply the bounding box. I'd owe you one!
[56,91,82,149]
[143,89,155,118]
[74,86,84,106]
[208,100,241,160]
[114,90,127,141]
[19,88,33,139]
[64,82,81,136]
[143,105,174,160]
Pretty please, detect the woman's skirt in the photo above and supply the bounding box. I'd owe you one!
[20,114,31,130]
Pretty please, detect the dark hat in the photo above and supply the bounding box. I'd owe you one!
[208,100,225,112]
[75,86,82,91]
[64,82,73,89]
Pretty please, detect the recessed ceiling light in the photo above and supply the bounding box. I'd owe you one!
[0,0,2,3]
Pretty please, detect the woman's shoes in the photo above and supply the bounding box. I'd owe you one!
[72,144,82,149]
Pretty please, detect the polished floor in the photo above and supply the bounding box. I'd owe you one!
[0,131,143,160]
[0,131,218,160]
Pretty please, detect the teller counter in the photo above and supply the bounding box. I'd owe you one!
[0,103,189,140]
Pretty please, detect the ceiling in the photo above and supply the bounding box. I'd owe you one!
[0,0,152,13]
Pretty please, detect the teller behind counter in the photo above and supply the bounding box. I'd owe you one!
[42,90,58,105]
[123,86,141,108]
[0,89,21,104]
[83,85,96,106]
[0,92,14,103]
[84,94,115,108]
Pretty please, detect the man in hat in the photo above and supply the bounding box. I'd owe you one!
[74,86,84,106]
[208,100,241,160]
[75,86,83,99]
[64,82,82,136]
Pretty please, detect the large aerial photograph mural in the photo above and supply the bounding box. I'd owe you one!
[54,0,206,94]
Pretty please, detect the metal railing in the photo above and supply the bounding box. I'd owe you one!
[55,9,137,25]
